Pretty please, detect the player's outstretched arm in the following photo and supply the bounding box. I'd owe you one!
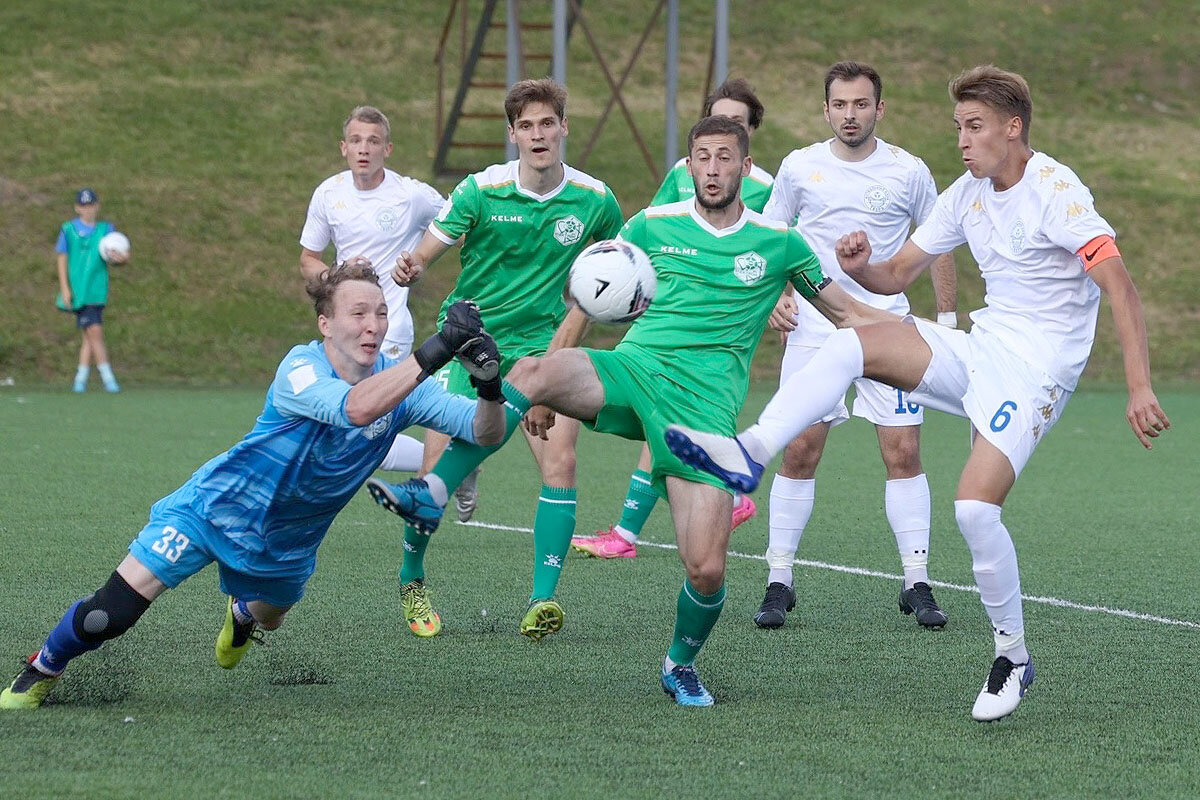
[343,301,486,426]
[392,230,451,286]
[837,235,938,296]
[807,281,899,330]
[1086,256,1171,448]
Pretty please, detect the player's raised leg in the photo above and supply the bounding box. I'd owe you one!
[660,478,733,707]
[668,323,931,489]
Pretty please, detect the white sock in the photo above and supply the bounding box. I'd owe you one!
[75,365,89,381]
[743,328,864,458]
[424,474,449,506]
[379,433,425,472]
[955,499,1028,663]
[766,475,815,587]
[612,526,638,543]
[97,363,115,380]
[663,655,678,673]
[886,474,931,589]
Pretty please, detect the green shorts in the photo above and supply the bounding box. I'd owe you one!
[583,344,737,496]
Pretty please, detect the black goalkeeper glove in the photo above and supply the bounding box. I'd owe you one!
[457,333,502,402]
[413,300,484,379]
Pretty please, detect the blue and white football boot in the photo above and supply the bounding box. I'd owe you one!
[663,424,765,494]
[366,477,446,533]
[661,664,715,708]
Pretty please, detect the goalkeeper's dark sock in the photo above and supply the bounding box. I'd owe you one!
[429,382,530,493]
[530,485,577,601]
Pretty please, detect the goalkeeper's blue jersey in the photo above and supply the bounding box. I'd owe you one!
[149,341,476,574]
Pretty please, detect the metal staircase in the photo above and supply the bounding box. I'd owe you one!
[432,0,579,179]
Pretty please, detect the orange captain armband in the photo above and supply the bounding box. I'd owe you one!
[1078,235,1121,271]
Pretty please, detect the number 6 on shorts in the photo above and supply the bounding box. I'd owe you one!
[989,400,1018,432]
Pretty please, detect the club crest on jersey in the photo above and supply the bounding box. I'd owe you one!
[375,207,400,232]
[1009,219,1026,254]
[733,251,766,285]
[863,184,891,212]
[364,412,392,440]
[553,215,585,246]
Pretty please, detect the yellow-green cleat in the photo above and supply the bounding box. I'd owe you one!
[1,657,59,710]
[400,578,442,638]
[215,597,260,669]
[519,599,564,641]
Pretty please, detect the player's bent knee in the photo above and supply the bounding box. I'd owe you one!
[954,498,1002,539]
[685,562,726,594]
[73,571,153,643]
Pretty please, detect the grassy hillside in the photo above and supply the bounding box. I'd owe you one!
[1,0,1197,386]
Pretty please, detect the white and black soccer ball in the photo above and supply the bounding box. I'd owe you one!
[568,240,656,323]
[99,231,131,263]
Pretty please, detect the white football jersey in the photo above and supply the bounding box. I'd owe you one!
[300,168,445,349]
[911,151,1114,390]
[763,138,938,344]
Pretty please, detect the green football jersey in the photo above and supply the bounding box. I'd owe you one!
[431,161,623,354]
[649,158,774,213]
[617,200,826,414]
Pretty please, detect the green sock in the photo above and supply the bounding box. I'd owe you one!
[398,523,431,584]
[667,579,726,665]
[530,485,577,601]
[615,470,659,540]
[431,381,531,493]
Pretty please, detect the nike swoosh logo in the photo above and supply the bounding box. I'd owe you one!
[1084,245,1102,261]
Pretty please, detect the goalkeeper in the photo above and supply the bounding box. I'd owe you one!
[2,265,505,710]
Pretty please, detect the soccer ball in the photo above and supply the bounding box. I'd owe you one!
[568,240,656,323]
[99,231,130,263]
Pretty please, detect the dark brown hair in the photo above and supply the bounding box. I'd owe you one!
[306,263,380,318]
[504,78,567,125]
[687,115,750,159]
[824,61,883,104]
[703,77,764,129]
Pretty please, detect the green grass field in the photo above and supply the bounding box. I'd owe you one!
[0,385,1195,798]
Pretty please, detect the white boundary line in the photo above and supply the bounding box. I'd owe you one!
[459,520,1200,631]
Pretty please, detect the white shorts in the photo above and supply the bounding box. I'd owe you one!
[780,344,924,428]
[907,317,1071,477]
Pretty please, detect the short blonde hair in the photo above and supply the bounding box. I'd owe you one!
[342,105,391,142]
[949,65,1032,143]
